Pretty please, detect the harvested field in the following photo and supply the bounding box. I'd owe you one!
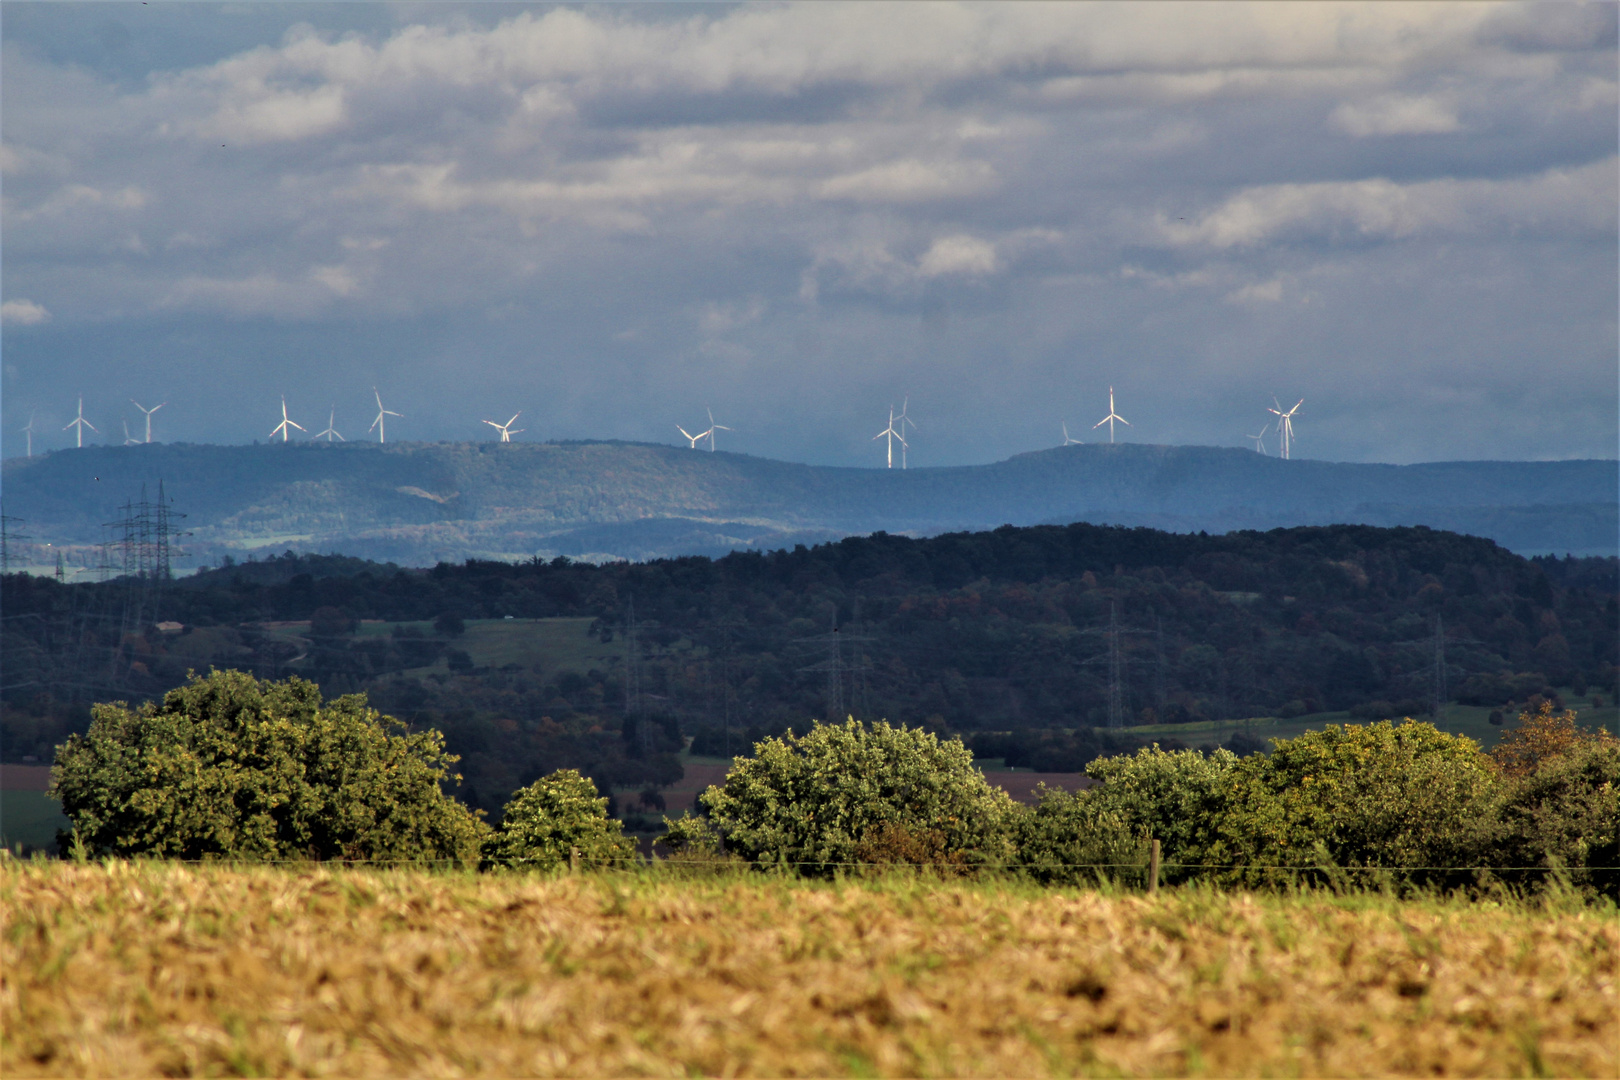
[2,860,1615,1077]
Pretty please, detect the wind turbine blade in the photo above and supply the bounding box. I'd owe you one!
[1093,418,1109,429]
[1117,417,1130,426]
[507,413,521,426]
[714,423,732,431]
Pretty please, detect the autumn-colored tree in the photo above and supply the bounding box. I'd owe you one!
[1491,701,1617,778]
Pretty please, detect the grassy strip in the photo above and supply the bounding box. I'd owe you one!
[3,859,1615,1077]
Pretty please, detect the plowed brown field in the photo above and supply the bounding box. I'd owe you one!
[3,859,1614,1077]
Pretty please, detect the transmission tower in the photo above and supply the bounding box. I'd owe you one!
[623,595,642,718]
[797,612,873,721]
[0,514,30,574]
[1081,601,1153,729]
[1431,613,1446,721]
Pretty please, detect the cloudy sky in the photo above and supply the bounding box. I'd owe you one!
[3,1,1615,466]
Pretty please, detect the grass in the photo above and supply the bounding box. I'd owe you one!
[1116,694,1620,751]
[0,791,68,853]
[3,860,1614,1078]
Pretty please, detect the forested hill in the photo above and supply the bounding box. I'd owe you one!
[2,439,1614,567]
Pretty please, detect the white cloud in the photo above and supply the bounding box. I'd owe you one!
[1226,278,1284,303]
[917,235,1000,278]
[1161,159,1618,248]
[1331,94,1461,136]
[819,159,996,203]
[0,299,50,325]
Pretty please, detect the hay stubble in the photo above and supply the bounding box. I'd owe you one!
[2,861,1614,1076]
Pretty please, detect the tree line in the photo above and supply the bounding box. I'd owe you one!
[50,671,1619,900]
[4,522,1616,814]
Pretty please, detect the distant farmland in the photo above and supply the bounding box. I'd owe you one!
[4,861,1614,1078]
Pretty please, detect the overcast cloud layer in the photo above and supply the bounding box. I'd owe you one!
[3,1,1616,466]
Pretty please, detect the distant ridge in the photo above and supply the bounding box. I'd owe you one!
[2,440,1614,567]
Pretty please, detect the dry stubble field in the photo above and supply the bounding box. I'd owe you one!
[2,859,1615,1077]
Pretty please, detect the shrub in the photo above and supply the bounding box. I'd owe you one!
[1484,739,1620,896]
[1082,745,1239,882]
[698,719,1018,875]
[434,612,466,637]
[308,606,356,639]
[50,669,487,863]
[1010,785,1140,886]
[485,769,636,871]
[1210,721,1498,887]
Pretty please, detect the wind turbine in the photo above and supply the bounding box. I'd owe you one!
[483,412,523,442]
[1267,397,1303,459]
[270,396,305,442]
[1092,386,1129,443]
[1062,422,1082,446]
[872,404,907,469]
[122,420,141,446]
[369,388,401,443]
[130,400,165,443]
[703,407,730,452]
[896,397,918,469]
[1246,423,1269,455]
[21,414,36,457]
[315,407,344,442]
[676,422,709,449]
[63,397,97,448]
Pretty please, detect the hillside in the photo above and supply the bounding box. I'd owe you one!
[2,440,1614,568]
[5,520,1615,813]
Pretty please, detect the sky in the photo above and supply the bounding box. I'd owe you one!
[3,1,1616,467]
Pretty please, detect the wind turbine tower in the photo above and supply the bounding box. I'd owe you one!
[1092,387,1129,443]
[704,408,730,452]
[1247,423,1269,454]
[63,397,97,448]
[369,389,402,443]
[1268,398,1303,460]
[131,400,165,443]
[896,397,918,469]
[872,405,907,469]
[315,407,345,442]
[483,412,524,442]
[270,396,305,442]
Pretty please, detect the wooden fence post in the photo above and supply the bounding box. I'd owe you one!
[1148,838,1161,895]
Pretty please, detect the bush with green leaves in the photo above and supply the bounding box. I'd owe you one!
[1081,744,1239,882]
[1485,736,1619,895]
[1010,785,1141,886]
[485,769,637,870]
[694,719,1018,875]
[1210,721,1498,886]
[50,669,487,863]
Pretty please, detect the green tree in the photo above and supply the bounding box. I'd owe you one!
[1484,718,1619,896]
[697,719,1018,875]
[485,769,637,870]
[1210,721,1497,887]
[1080,745,1240,883]
[50,669,487,863]
[1010,785,1141,886]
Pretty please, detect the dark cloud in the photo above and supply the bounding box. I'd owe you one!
[3,2,1615,467]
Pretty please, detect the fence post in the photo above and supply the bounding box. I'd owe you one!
[1148,838,1161,895]
[570,846,580,874]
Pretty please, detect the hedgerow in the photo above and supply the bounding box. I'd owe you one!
[46,671,1618,897]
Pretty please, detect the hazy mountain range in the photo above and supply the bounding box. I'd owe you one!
[2,441,1614,570]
